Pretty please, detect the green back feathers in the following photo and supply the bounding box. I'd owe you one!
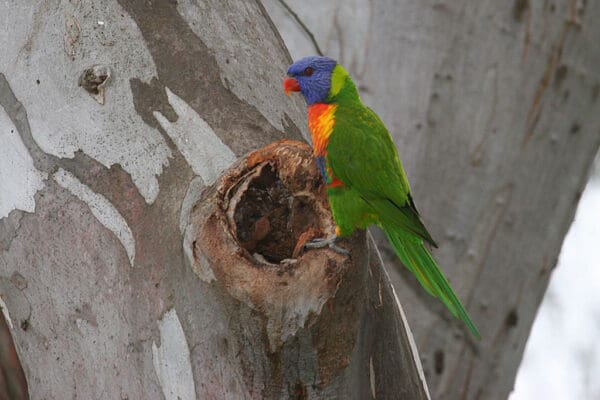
[321,61,480,338]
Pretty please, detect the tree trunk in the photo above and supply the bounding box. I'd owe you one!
[0,1,429,398]
[264,1,600,399]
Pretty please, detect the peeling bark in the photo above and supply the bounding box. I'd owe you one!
[0,1,429,398]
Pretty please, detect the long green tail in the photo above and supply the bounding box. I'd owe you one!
[384,225,480,338]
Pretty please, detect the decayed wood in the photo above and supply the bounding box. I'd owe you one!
[0,314,27,400]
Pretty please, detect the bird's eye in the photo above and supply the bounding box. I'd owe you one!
[304,67,314,76]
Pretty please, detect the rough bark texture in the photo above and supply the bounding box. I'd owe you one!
[0,1,428,398]
[264,1,600,399]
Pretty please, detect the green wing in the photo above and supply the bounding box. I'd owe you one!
[327,104,437,247]
[368,195,438,247]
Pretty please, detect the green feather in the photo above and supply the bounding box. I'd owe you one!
[321,64,480,338]
[384,225,480,338]
[367,197,437,247]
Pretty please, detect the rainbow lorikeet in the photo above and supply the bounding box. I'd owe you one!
[284,56,479,338]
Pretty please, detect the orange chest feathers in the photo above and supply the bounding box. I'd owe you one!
[307,103,337,157]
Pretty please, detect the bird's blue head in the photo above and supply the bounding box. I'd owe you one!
[284,56,338,105]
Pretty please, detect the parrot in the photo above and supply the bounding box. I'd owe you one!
[283,56,480,338]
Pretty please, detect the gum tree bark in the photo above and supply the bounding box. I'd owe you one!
[264,1,600,399]
[0,1,429,398]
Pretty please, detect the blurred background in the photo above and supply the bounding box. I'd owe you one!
[264,1,600,398]
[511,156,600,399]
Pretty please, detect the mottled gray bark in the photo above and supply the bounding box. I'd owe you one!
[0,1,429,398]
[264,1,600,399]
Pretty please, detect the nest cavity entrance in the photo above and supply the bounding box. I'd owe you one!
[232,164,321,263]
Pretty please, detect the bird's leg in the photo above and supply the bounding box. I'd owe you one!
[304,234,350,256]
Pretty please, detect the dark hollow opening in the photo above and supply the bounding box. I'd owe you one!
[233,163,321,263]
[505,309,518,329]
[434,349,445,375]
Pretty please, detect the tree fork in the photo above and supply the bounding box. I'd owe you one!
[184,140,430,399]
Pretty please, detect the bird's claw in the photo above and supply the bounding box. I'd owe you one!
[304,235,338,249]
[304,235,350,256]
[328,243,351,256]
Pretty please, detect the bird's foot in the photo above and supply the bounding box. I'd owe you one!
[304,235,350,256]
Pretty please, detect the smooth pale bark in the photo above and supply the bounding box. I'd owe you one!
[0,1,429,398]
[264,1,600,399]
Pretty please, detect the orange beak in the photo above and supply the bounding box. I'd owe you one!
[283,77,300,96]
